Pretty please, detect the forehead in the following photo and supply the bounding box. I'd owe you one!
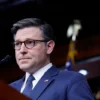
[14,27,43,41]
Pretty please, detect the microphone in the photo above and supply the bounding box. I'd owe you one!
[0,55,12,65]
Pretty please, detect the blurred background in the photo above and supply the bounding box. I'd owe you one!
[0,0,100,99]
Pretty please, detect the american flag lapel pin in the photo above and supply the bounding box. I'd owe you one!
[44,79,49,82]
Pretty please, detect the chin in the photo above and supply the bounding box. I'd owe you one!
[19,64,30,70]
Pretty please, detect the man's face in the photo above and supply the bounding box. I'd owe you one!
[14,27,55,73]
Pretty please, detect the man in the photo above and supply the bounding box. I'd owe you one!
[10,18,95,100]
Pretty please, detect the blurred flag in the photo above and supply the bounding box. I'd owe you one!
[65,58,73,71]
[65,40,77,71]
[65,19,81,71]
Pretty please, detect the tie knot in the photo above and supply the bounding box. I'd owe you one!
[27,75,35,83]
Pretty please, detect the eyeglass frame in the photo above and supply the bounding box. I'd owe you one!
[12,39,49,50]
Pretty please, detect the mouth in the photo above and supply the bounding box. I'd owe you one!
[19,58,31,64]
[19,58,31,60]
[19,58,31,62]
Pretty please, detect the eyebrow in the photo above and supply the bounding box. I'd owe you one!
[15,38,34,42]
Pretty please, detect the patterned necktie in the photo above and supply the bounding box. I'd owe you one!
[22,75,35,98]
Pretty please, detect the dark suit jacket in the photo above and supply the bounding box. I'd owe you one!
[10,66,95,100]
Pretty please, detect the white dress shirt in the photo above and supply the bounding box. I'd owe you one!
[20,63,53,93]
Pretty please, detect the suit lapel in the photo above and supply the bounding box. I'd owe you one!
[31,66,59,100]
[13,76,25,91]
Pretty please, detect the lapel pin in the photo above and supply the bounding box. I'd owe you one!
[44,79,49,82]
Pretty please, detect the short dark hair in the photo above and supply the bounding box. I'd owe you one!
[11,18,55,41]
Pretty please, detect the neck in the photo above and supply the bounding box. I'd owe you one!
[27,60,51,74]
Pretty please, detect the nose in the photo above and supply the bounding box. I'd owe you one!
[20,43,28,54]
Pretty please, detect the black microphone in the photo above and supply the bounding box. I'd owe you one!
[0,55,12,65]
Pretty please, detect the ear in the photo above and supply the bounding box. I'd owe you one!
[46,40,55,54]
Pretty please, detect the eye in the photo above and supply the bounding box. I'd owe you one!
[14,42,21,46]
[26,40,34,44]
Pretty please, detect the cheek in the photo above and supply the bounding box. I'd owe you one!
[37,49,47,59]
[31,47,46,58]
[15,51,17,58]
[15,51,19,60]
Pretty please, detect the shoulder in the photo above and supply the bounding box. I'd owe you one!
[59,69,84,78]
[9,79,20,86]
[56,69,91,90]
[57,69,86,83]
[9,76,24,87]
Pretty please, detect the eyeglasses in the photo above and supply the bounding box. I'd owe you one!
[13,39,49,50]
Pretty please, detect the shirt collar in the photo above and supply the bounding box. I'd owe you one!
[25,63,53,83]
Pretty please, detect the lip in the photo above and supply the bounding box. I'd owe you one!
[19,58,31,60]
